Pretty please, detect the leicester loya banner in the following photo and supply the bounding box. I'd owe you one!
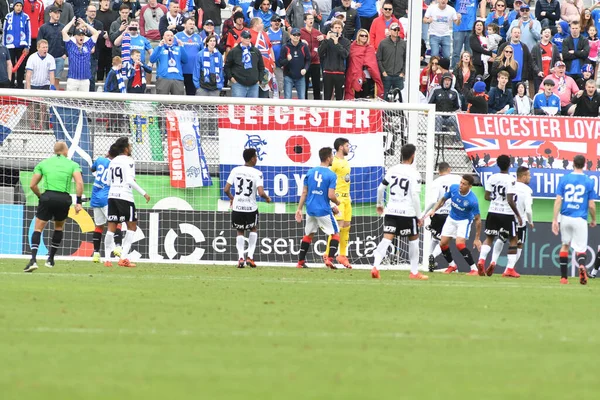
[456,114,600,199]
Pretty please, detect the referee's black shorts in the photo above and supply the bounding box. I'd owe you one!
[36,190,72,221]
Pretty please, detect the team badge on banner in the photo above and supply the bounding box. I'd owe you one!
[167,110,212,188]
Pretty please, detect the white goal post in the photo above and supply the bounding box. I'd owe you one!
[0,89,437,269]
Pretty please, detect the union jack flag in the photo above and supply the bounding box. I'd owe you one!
[253,31,279,97]
[462,138,545,166]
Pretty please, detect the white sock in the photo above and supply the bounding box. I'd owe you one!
[409,239,420,275]
[430,239,439,254]
[470,264,478,271]
[491,240,504,264]
[373,238,392,268]
[592,269,598,277]
[432,244,442,258]
[121,230,135,258]
[516,248,522,263]
[506,253,517,270]
[104,231,115,260]
[449,261,456,267]
[236,235,245,260]
[247,232,258,259]
[479,244,491,263]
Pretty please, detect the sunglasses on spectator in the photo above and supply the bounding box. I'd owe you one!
[504,50,513,53]
[496,4,505,7]
[359,34,367,37]
[431,62,439,65]
[383,8,392,11]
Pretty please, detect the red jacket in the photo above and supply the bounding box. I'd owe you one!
[300,27,322,65]
[345,42,384,100]
[25,0,45,39]
[369,15,404,51]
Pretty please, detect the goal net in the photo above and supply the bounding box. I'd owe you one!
[0,90,438,269]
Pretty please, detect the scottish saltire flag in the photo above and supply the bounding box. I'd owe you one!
[51,106,94,183]
[0,105,27,144]
[167,110,212,188]
[218,105,384,202]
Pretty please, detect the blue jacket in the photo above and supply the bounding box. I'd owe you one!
[2,11,31,49]
[149,43,188,80]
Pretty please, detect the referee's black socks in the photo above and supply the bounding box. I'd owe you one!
[31,231,41,261]
[48,230,64,261]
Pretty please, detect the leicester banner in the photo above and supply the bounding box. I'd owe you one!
[0,104,27,144]
[456,114,600,198]
[51,106,94,183]
[218,105,384,202]
[167,110,212,188]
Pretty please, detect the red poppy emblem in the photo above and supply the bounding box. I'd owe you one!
[285,135,311,164]
[537,141,559,159]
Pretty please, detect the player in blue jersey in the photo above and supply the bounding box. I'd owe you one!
[295,147,341,269]
[90,144,122,263]
[423,175,482,274]
[552,155,598,285]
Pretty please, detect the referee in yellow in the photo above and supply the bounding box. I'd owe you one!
[325,138,353,269]
[25,142,84,272]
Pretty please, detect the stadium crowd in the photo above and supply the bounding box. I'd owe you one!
[1,0,600,112]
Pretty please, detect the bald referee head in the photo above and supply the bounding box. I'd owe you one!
[54,141,68,156]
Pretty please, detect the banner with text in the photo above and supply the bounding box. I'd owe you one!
[218,105,384,202]
[456,114,600,198]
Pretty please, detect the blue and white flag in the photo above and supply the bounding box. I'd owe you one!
[0,104,27,145]
[51,106,94,183]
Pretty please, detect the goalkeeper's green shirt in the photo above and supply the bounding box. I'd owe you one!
[33,155,81,193]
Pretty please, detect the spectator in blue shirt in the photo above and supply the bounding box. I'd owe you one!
[62,17,100,92]
[175,17,203,95]
[533,79,560,115]
[3,0,31,88]
[149,30,188,95]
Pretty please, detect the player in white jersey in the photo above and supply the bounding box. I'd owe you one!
[421,162,463,273]
[371,144,428,280]
[489,166,533,274]
[552,155,597,285]
[477,154,522,278]
[104,137,151,268]
[224,148,272,269]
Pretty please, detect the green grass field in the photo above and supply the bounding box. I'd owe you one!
[1,260,598,400]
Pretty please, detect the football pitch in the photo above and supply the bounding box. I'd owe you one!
[1,260,597,400]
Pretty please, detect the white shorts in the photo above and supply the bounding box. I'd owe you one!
[560,215,588,253]
[305,214,339,236]
[440,216,472,239]
[93,206,108,226]
[66,78,90,92]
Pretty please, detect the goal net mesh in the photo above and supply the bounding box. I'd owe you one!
[0,92,450,269]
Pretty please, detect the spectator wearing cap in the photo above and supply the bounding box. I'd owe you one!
[328,0,359,40]
[370,1,402,52]
[466,81,488,114]
[423,0,460,61]
[149,30,188,95]
[571,78,600,117]
[286,0,321,30]
[531,27,560,93]
[512,82,533,114]
[3,0,31,88]
[497,27,533,94]
[38,4,66,89]
[562,21,589,81]
[224,29,264,98]
[376,21,405,100]
[533,79,560,115]
[507,0,523,25]
[249,0,277,29]
[140,0,167,42]
[267,14,288,97]
[300,13,322,100]
[535,0,560,34]
[429,71,461,137]
[540,61,578,115]
[488,70,514,114]
[0,41,12,88]
[345,28,383,100]
[577,64,594,90]
[193,34,223,96]
[175,17,203,95]
[221,6,244,42]
[44,0,74,25]
[508,4,540,52]
[229,0,253,25]
[159,1,184,37]
[279,27,309,99]
[62,16,100,92]
[318,19,349,100]
[223,11,248,57]
[200,19,220,44]
[198,0,227,34]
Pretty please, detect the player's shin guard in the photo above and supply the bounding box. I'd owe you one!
[114,224,123,246]
[457,242,475,266]
[506,246,518,269]
[479,244,491,263]
[247,232,258,259]
[576,252,587,267]
[93,227,103,253]
[104,231,115,260]
[560,251,569,279]
[409,239,419,275]
[328,234,340,259]
[30,231,41,261]
[440,244,453,264]
[339,226,350,256]
[299,236,312,262]
[373,238,392,268]
[121,230,135,258]
[492,239,504,264]
[236,235,245,260]
[48,230,64,260]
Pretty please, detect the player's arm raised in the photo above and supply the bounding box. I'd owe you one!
[552,195,562,235]
[295,185,308,223]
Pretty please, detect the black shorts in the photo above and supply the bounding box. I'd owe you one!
[232,210,258,231]
[517,225,527,245]
[107,198,137,223]
[484,212,516,239]
[383,215,418,237]
[36,190,71,221]
[429,213,448,240]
